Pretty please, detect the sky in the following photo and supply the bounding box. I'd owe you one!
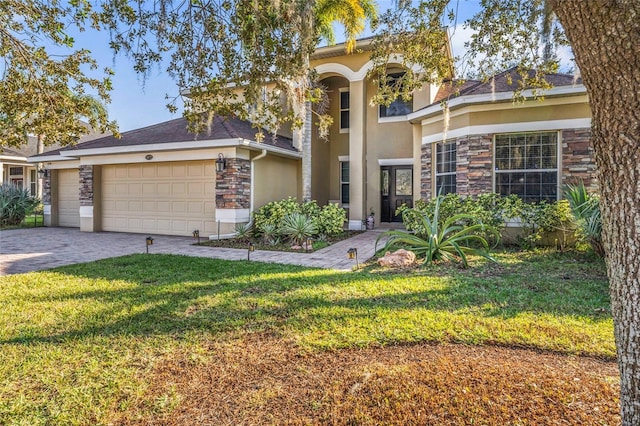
[64,0,570,132]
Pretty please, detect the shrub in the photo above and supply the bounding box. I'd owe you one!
[565,182,604,256]
[380,195,498,268]
[253,197,345,238]
[234,222,253,240]
[257,223,280,246]
[518,200,575,249]
[0,183,40,227]
[316,202,347,236]
[280,213,317,245]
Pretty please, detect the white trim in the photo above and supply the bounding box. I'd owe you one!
[79,206,93,218]
[215,208,250,223]
[30,138,302,162]
[421,119,591,145]
[0,155,27,162]
[338,155,350,162]
[378,115,409,124]
[348,219,364,231]
[409,85,588,122]
[314,63,360,81]
[378,158,413,166]
[28,154,78,163]
[43,205,51,215]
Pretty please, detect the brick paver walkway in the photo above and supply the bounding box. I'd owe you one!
[0,227,392,276]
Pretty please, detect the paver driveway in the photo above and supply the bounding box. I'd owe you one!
[0,227,386,276]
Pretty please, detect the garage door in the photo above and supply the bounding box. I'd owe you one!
[58,169,80,227]
[102,161,217,236]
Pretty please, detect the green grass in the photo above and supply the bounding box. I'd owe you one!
[0,251,613,425]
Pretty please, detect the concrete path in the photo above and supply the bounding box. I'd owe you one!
[0,227,392,276]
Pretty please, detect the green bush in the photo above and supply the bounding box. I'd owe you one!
[316,202,347,236]
[519,200,575,249]
[565,182,604,256]
[253,197,345,238]
[379,194,498,268]
[0,183,40,227]
[399,193,522,245]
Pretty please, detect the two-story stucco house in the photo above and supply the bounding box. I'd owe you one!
[30,39,595,237]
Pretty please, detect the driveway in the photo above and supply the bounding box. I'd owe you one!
[0,227,385,276]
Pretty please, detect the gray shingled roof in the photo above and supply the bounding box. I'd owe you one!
[33,115,295,159]
[428,68,583,108]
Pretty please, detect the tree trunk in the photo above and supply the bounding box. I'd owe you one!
[551,1,640,424]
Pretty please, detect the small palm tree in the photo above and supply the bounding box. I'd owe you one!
[564,182,604,256]
[377,195,498,268]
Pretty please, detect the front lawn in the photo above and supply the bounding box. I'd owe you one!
[0,251,617,425]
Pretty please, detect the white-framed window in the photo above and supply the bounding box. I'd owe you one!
[340,161,350,206]
[379,72,413,118]
[30,169,37,195]
[339,88,349,132]
[435,141,457,195]
[494,131,559,202]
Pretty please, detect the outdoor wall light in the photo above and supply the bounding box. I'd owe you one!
[248,242,255,260]
[347,247,359,268]
[146,236,154,254]
[216,153,226,172]
[37,167,48,179]
[192,229,201,245]
[305,237,313,252]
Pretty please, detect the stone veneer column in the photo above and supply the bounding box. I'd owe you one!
[215,157,251,226]
[420,144,432,200]
[466,134,494,196]
[42,173,53,226]
[79,165,101,232]
[561,128,598,191]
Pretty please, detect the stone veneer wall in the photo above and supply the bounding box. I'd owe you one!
[42,175,51,204]
[216,158,251,209]
[561,128,598,191]
[420,144,432,199]
[79,165,94,206]
[420,129,597,200]
[465,134,494,196]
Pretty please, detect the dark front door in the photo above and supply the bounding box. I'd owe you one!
[380,166,413,222]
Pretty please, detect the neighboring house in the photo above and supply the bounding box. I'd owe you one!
[0,145,38,195]
[30,39,595,237]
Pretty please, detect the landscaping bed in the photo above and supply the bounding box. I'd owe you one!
[199,230,363,251]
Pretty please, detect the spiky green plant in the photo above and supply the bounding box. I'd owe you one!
[0,183,40,227]
[280,212,317,246]
[377,195,498,268]
[564,182,604,256]
[258,223,280,246]
[234,222,253,240]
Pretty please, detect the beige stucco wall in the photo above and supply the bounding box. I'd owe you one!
[253,153,300,210]
[420,95,592,136]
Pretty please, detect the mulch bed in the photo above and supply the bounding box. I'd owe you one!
[118,335,620,425]
[199,231,364,252]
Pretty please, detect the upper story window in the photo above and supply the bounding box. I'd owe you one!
[339,88,349,132]
[494,132,559,203]
[435,141,457,195]
[379,72,413,118]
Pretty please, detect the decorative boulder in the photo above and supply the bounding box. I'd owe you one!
[377,249,416,268]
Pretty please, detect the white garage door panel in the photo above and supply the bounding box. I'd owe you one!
[102,161,216,236]
[58,169,80,227]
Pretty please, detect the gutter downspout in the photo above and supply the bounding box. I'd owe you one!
[250,150,268,215]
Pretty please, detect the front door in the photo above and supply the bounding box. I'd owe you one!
[380,166,413,222]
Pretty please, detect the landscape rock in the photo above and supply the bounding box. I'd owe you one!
[377,249,416,268]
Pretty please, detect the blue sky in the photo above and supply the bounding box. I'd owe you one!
[72,1,480,131]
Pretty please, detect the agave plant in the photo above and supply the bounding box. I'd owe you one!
[258,223,280,246]
[377,195,498,268]
[234,222,253,240]
[0,183,40,227]
[564,182,604,256]
[280,212,317,246]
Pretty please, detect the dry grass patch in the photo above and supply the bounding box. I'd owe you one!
[122,333,619,426]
